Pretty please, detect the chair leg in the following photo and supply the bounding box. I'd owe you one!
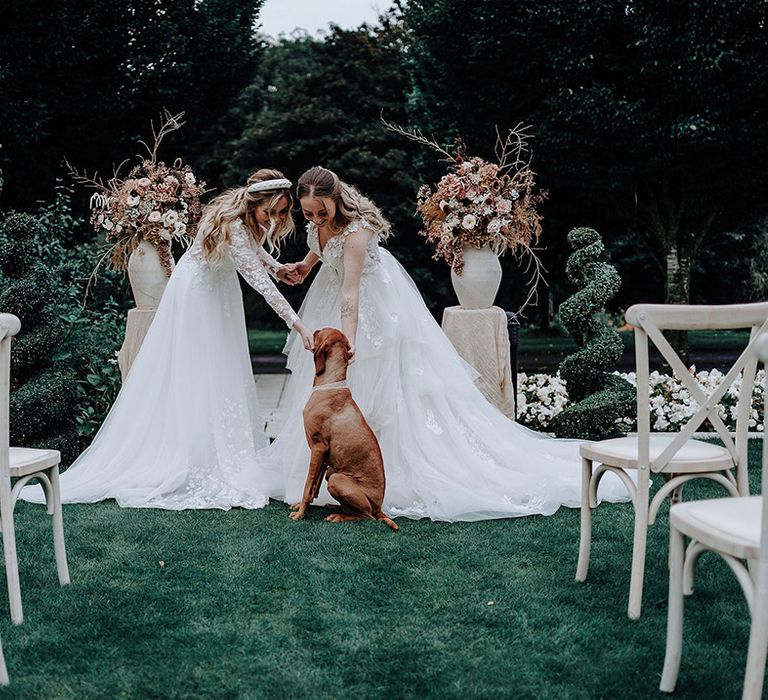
[0,634,8,686]
[628,493,650,619]
[743,558,768,700]
[0,499,23,625]
[48,466,70,586]
[576,457,592,582]
[660,523,686,692]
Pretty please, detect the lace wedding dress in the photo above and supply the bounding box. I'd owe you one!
[257,220,628,522]
[23,221,299,510]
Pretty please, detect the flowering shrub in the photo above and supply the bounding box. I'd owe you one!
[68,111,207,276]
[383,120,546,275]
[517,368,766,433]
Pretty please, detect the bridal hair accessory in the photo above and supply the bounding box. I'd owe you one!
[247,178,292,193]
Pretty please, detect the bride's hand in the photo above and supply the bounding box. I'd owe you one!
[294,321,315,351]
[278,264,303,285]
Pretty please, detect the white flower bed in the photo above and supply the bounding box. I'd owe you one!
[516,368,766,433]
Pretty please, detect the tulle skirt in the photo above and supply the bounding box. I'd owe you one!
[22,252,270,510]
[257,249,628,522]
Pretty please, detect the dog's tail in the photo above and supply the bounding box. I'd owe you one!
[375,511,399,532]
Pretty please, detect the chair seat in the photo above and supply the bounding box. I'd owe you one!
[580,434,733,473]
[9,447,60,476]
[671,496,761,560]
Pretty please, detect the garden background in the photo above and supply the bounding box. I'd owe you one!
[1,0,767,459]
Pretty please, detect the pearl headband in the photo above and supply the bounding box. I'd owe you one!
[246,178,292,193]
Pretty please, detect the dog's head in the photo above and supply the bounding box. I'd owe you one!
[313,327,352,376]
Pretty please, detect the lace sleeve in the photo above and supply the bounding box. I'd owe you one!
[256,246,282,279]
[229,223,299,329]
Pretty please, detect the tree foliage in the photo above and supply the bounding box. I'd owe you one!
[0,0,264,209]
[401,0,768,322]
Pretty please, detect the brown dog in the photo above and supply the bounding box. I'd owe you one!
[289,328,398,531]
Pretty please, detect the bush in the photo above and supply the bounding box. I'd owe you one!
[550,227,635,440]
[0,186,126,462]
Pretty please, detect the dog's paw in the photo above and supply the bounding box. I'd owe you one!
[289,502,302,511]
[325,514,344,523]
[289,509,306,521]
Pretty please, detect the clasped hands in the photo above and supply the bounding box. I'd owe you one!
[276,261,311,286]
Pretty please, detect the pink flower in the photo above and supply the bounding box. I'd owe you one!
[496,199,512,215]
[138,178,152,187]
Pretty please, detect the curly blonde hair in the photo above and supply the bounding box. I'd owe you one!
[297,166,391,240]
[198,168,295,266]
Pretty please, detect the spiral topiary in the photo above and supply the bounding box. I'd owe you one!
[550,227,635,440]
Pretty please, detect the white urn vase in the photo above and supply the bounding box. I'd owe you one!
[450,245,502,309]
[127,240,173,308]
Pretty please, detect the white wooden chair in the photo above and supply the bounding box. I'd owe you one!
[660,330,768,698]
[0,634,7,685]
[577,302,768,619]
[0,313,70,625]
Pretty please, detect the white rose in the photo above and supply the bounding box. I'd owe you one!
[148,211,162,222]
[184,172,196,186]
[163,210,179,226]
[102,219,114,231]
[174,222,187,235]
[127,195,140,207]
[138,178,152,187]
[487,219,501,235]
[159,228,172,240]
[461,214,476,230]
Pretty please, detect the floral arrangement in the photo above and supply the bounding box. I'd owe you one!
[68,111,207,277]
[383,119,547,276]
[516,368,766,433]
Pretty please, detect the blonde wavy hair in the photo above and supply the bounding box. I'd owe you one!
[296,166,391,240]
[198,168,295,266]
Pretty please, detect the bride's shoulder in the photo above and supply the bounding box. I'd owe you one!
[343,218,378,242]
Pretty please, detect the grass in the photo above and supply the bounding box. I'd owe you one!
[0,442,762,698]
[249,328,751,356]
[248,330,290,354]
[517,328,750,355]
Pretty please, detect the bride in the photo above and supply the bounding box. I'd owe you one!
[258,166,627,522]
[24,169,313,510]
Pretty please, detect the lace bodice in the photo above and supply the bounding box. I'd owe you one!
[306,219,382,276]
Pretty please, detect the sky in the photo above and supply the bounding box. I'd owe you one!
[258,0,397,37]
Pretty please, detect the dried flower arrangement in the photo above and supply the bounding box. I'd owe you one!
[67,110,208,278]
[382,119,548,309]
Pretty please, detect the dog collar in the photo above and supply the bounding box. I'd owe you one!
[312,380,349,392]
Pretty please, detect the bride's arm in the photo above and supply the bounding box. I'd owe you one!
[255,246,281,279]
[340,227,374,356]
[229,225,314,350]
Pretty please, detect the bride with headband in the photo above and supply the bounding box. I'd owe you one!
[23,169,314,510]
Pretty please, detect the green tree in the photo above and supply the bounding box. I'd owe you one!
[221,18,454,325]
[0,0,264,209]
[401,0,768,339]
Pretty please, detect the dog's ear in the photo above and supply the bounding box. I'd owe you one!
[314,343,327,376]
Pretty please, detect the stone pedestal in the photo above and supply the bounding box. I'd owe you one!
[441,305,515,419]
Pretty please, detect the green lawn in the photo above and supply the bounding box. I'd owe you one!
[248,329,290,354]
[250,328,751,356]
[1,442,762,698]
[517,328,750,355]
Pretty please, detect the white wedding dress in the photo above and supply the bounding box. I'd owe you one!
[257,220,628,522]
[23,221,300,510]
